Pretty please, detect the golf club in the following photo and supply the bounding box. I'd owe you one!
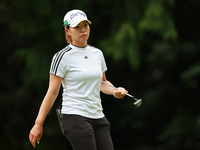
[102,81,142,109]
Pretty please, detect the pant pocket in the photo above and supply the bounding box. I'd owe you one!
[59,114,77,137]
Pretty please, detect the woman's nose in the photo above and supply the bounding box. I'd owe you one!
[80,27,86,32]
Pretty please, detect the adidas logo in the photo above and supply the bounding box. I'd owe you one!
[84,56,88,59]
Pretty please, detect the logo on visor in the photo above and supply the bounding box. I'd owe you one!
[64,20,68,26]
[70,12,86,19]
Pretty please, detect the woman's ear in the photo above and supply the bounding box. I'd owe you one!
[65,27,67,33]
[65,27,70,35]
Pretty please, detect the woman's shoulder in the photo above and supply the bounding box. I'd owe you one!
[56,45,72,54]
[87,45,102,53]
[51,45,72,61]
[53,45,72,56]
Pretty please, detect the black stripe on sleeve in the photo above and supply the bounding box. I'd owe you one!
[50,46,72,75]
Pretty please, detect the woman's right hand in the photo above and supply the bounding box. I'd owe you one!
[29,123,43,148]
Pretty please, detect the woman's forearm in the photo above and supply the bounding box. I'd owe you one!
[35,90,58,126]
[35,74,63,126]
[101,80,115,95]
[101,74,128,99]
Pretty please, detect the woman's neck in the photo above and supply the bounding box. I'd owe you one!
[72,41,87,48]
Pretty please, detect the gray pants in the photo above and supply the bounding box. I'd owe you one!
[59,114,114,150]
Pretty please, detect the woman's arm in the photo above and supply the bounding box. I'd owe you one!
[101,72,128,99]
[29,74,63,148]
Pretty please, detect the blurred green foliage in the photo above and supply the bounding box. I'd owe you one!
[1,0,200,149]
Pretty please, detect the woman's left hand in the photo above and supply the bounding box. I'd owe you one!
[113,87,128,99]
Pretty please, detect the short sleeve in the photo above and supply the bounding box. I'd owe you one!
[49,52,67,78]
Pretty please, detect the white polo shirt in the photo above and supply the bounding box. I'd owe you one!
[50,44,107,119]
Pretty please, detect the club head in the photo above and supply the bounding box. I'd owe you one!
[133,99,142,109]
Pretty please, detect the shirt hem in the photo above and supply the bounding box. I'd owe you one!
[61,111,105,119]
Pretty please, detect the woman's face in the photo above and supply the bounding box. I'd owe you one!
[67,21,90,47]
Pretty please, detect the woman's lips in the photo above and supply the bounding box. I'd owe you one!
[81,34,87,37]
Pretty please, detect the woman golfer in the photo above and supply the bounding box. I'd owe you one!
[29,9,128,150]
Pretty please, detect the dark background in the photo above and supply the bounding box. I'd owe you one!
[1,0,200,149]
